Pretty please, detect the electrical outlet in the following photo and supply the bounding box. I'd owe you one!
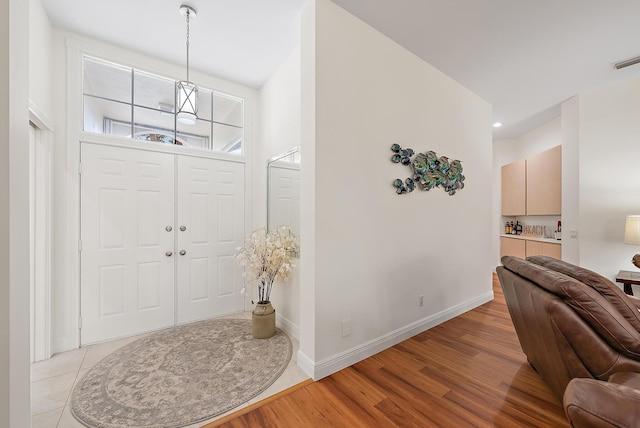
[570,229,578,238]
[342,319,352,337]
[419,295,424,307]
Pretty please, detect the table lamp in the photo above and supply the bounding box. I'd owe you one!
[624,215,640,268]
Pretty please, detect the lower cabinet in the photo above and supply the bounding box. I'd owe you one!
[525,240,562,259]
[501,236,562,260]
[501,237,525,259]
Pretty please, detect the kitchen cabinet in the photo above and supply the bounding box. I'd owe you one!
[501,235,561,259]
[543,242,562,259]
[500,237,526,259]
[501,159,526,216]
[525,240,562,259]
[526,145,562,215]
[501,145,561,216]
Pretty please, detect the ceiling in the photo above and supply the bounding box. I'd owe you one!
[40,0,640,140]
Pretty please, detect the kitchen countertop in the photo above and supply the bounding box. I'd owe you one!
[500,234,562,244]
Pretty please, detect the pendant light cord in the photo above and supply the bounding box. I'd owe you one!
[185,9,190,82]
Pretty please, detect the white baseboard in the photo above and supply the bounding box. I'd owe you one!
[305,290,494,381]
[276,313,299,341]
[52,337,72,356]
[297,349,316,379]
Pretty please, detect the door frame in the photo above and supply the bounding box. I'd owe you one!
[61,38,254,353]
[29,105,54,362]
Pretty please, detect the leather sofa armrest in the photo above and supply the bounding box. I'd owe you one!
[609,371,640,389]
[564,376,640,427]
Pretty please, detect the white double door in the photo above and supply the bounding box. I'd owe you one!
[80,143,245,345]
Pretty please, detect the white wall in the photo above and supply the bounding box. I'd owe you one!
[29,0,54,121]
[492,118,562,266]
[299,0,317,369]
[494,117,561,163]
[1,0,31,424]
[567,78,640,287]
[0,1,11,421]
[561,97,580,265]
[256,47,302,336]
[299,0,493,379]
[50,29,71,354]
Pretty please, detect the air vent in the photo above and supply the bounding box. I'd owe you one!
[613,55,640,70]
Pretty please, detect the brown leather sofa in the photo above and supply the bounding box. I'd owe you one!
[564,372,640,427]
[496,255,640,403]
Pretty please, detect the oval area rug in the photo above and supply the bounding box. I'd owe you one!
[71,318,292,428]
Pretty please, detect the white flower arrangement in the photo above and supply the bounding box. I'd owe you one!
[235,226,299,303]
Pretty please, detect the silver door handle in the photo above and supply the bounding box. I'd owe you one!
[179,250,186,256]
[180,225,186,231]
[165,226,173,232]
[165,251,173,257]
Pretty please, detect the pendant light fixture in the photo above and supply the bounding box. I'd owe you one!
[176,5,198,125]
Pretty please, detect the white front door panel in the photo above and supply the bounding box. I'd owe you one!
[80,143,175,344]
[175,156,245,324]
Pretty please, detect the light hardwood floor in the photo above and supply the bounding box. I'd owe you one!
[206,274,568,427]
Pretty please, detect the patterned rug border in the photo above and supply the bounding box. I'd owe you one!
[70,318,292,428]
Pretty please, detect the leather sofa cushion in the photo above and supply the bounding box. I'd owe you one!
[564,376,640,427]
[527,255,640,333]
[502,256,640,359]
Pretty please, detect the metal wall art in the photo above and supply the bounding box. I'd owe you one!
[391,143,465,196]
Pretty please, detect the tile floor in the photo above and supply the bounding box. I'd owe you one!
[31,312,309,428]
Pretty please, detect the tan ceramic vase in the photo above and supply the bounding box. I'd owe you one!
[252,301,276,339]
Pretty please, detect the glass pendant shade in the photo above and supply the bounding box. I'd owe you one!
[176,80,198,125]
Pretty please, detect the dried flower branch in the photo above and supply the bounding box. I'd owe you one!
[235,226,299,303]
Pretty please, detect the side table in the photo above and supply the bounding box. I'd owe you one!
[615,270,640,296]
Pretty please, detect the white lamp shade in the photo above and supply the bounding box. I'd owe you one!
[624,215,640,245]
[176,80,198,125]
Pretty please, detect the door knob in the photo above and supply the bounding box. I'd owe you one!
[180,225,186,231]
[179,250,186,256]
[165,251,173,257]
[165,226,173,232]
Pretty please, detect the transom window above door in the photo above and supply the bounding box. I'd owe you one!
[82,56,244,154]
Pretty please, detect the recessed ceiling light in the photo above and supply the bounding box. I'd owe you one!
[493,122,503,128]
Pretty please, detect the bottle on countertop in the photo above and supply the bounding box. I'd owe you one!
[516,221,522,235]
[555,221,562,240]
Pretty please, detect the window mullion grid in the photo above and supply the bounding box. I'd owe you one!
[210,94,214,151]
[174,80,178,143]
[82,56,244,153]
[130,69,135,137]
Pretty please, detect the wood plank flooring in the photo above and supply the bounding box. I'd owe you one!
[206,274,568,427]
